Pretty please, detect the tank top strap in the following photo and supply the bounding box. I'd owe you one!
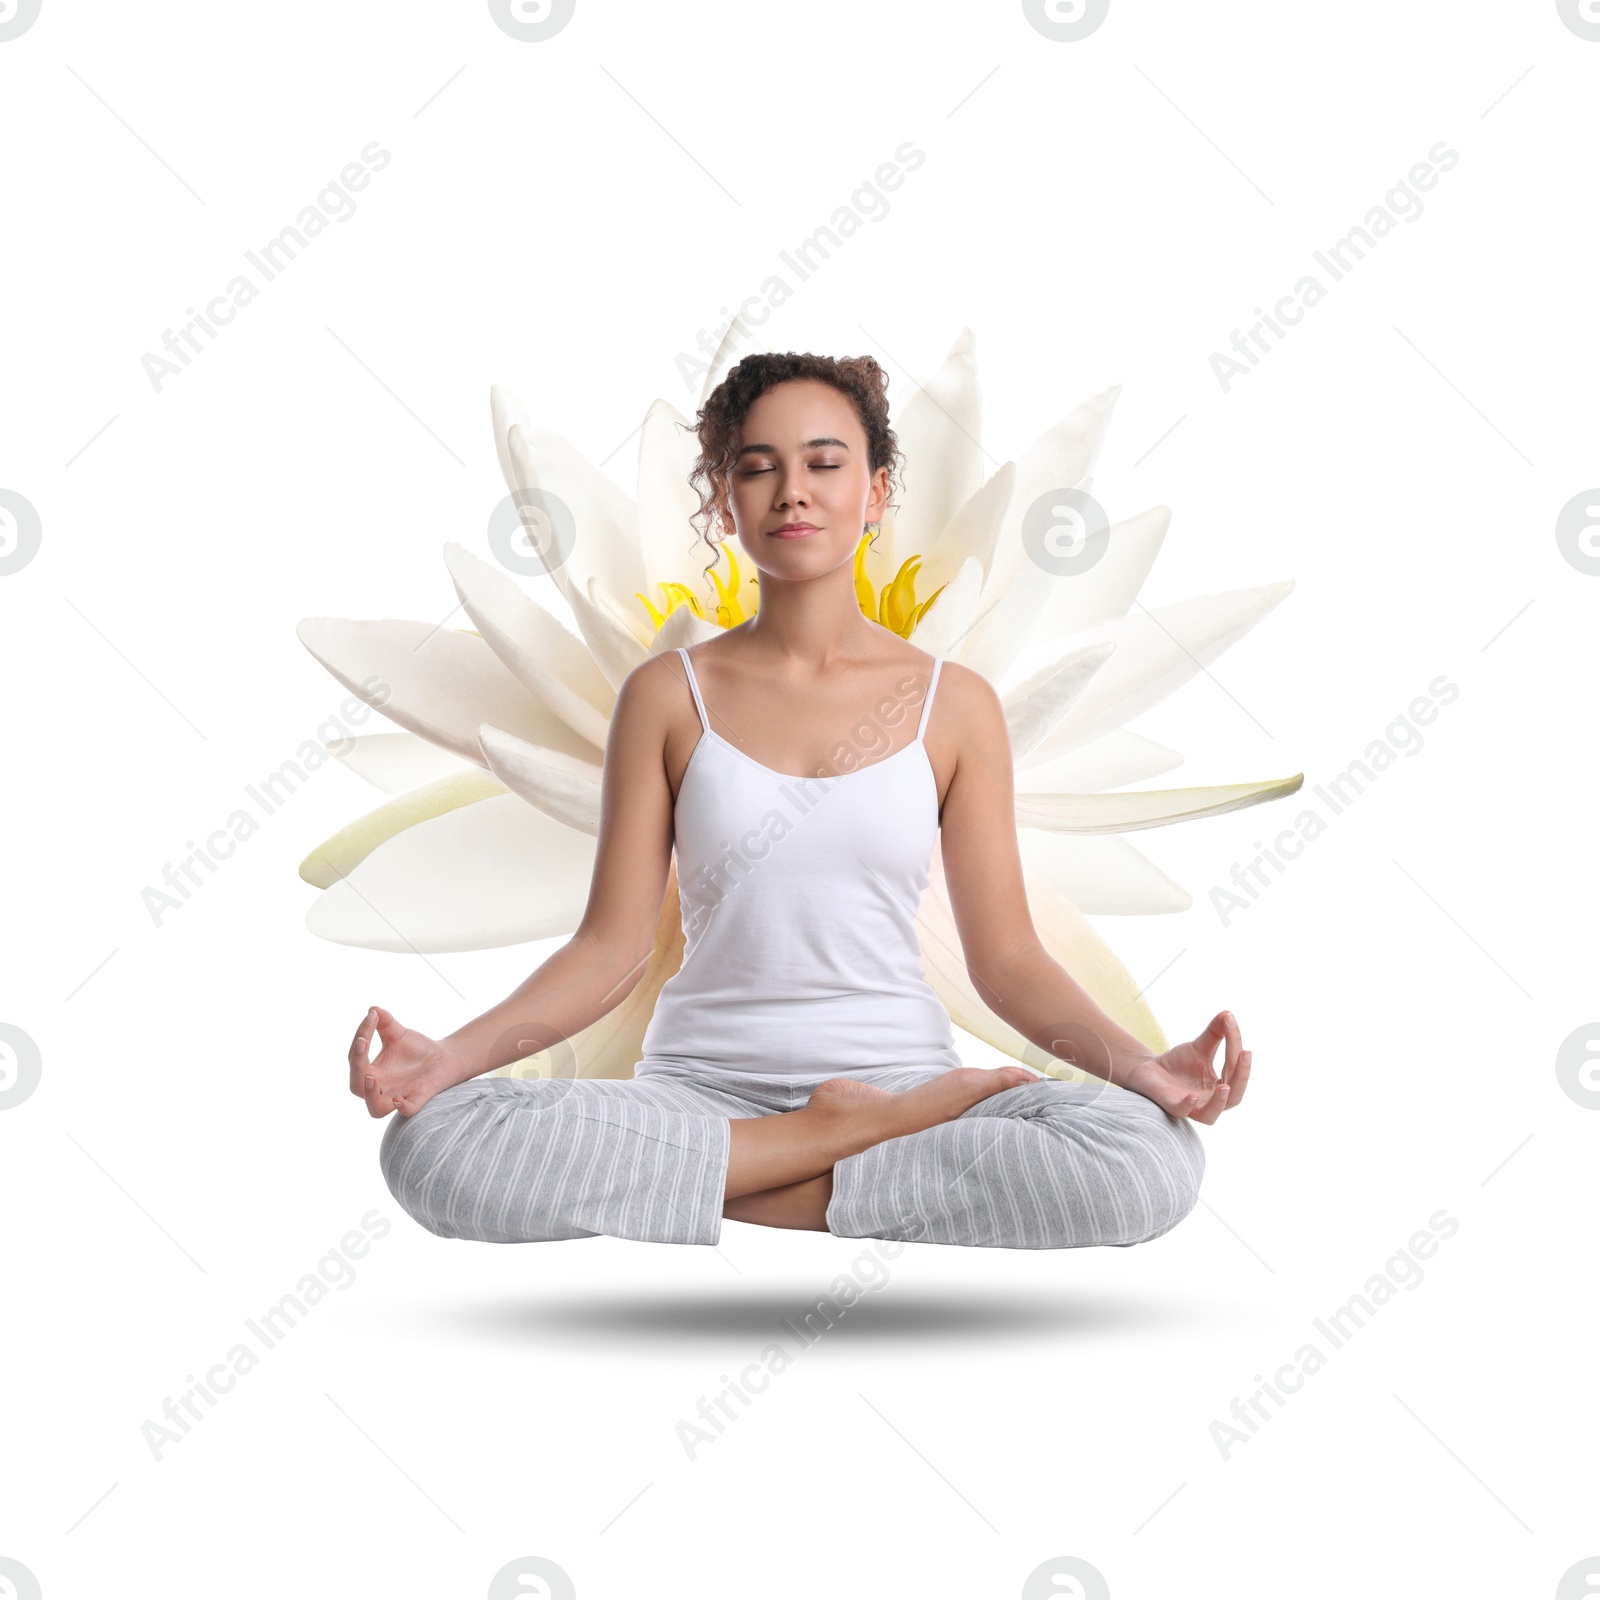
[916,658,944,741]
[676,646,711,733]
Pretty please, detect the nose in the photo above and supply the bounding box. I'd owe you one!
[776,472,809,511]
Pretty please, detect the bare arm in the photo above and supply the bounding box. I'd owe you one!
[934,664,1249,1119]
[349,653,686,1116]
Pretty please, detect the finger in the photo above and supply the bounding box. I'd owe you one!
[1194,1011,1227,1066]
[1191,1079,1231,1125]
[1224,1050,1252,1109]
[1170,1086,1207,1120]
[1220,1011,1241,1079]
[349,1007,377,1095]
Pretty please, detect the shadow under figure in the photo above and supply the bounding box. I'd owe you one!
[353,354,1251,1252]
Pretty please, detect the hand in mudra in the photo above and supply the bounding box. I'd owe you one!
[1123,1011,1252,1124]
[349,1006,468,1119]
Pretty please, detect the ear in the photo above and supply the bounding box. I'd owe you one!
[866,464,890,525]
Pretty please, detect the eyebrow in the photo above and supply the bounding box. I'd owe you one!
[735,436,852,458]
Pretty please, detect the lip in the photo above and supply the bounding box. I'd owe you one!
[770,522,819,539]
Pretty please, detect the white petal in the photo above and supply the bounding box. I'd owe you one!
[919,462,1015,597]
[1015,774,1305,833]
[915,840,1169,1070]
[635,397,711,604]
[503,422,648,635]
[997,505,1172,694]
[305,791,596,953]
[697,320,749,408]
[296,617,603,769]
[1015,729,1184,789]
[907,555,984,656]
[569,574,654,690]
[444,541,615,748]
[1018,829,1191,914]
[1001,641,1117,762]
[329,732,475,794]
[496,856,689,1081]
[1027,580,1296,764]
[961,386,1123,683]
[489,384,533,503]
[299,768,507,889]
[880,329,984,574]
[479,724,604,835]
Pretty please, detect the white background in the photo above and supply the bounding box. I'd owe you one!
[2,2,1595,1596]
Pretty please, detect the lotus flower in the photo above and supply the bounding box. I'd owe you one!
[296,328,1301,1082]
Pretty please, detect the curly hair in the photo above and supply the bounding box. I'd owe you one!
[681,351,904,580]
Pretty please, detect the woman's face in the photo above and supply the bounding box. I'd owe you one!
[719,378,889,582]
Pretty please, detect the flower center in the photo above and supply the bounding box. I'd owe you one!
[635,533,947,638]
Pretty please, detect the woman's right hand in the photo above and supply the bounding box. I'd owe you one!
[348,1006,470,1119]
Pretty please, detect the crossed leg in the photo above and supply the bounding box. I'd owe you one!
[818,1067,1207,1249]
[721,1066,1037,1229]
[379,1063,1203,1250]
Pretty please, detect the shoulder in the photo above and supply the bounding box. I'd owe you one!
[928,659,1011,763]
[930,659,1003,721]
[611,648,692,738]
[620,647,689,695]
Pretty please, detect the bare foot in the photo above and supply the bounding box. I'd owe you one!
[807,1065,1038,1146]
[723,1065,1040,1202]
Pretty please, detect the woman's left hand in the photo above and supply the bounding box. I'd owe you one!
[1122,1010,1251,1123]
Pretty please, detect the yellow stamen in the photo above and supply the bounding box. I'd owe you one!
[638,532,947,639]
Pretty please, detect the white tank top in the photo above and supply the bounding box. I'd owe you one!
[635,646,963,1080]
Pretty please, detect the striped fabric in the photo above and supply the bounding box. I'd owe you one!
[379,1063,1204,1251]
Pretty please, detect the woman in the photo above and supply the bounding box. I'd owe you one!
[352,351,1252,1250]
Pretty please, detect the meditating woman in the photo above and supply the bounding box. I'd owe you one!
[351,350,1252,1250]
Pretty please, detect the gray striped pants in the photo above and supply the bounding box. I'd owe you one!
[378,1063,1205,1251]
